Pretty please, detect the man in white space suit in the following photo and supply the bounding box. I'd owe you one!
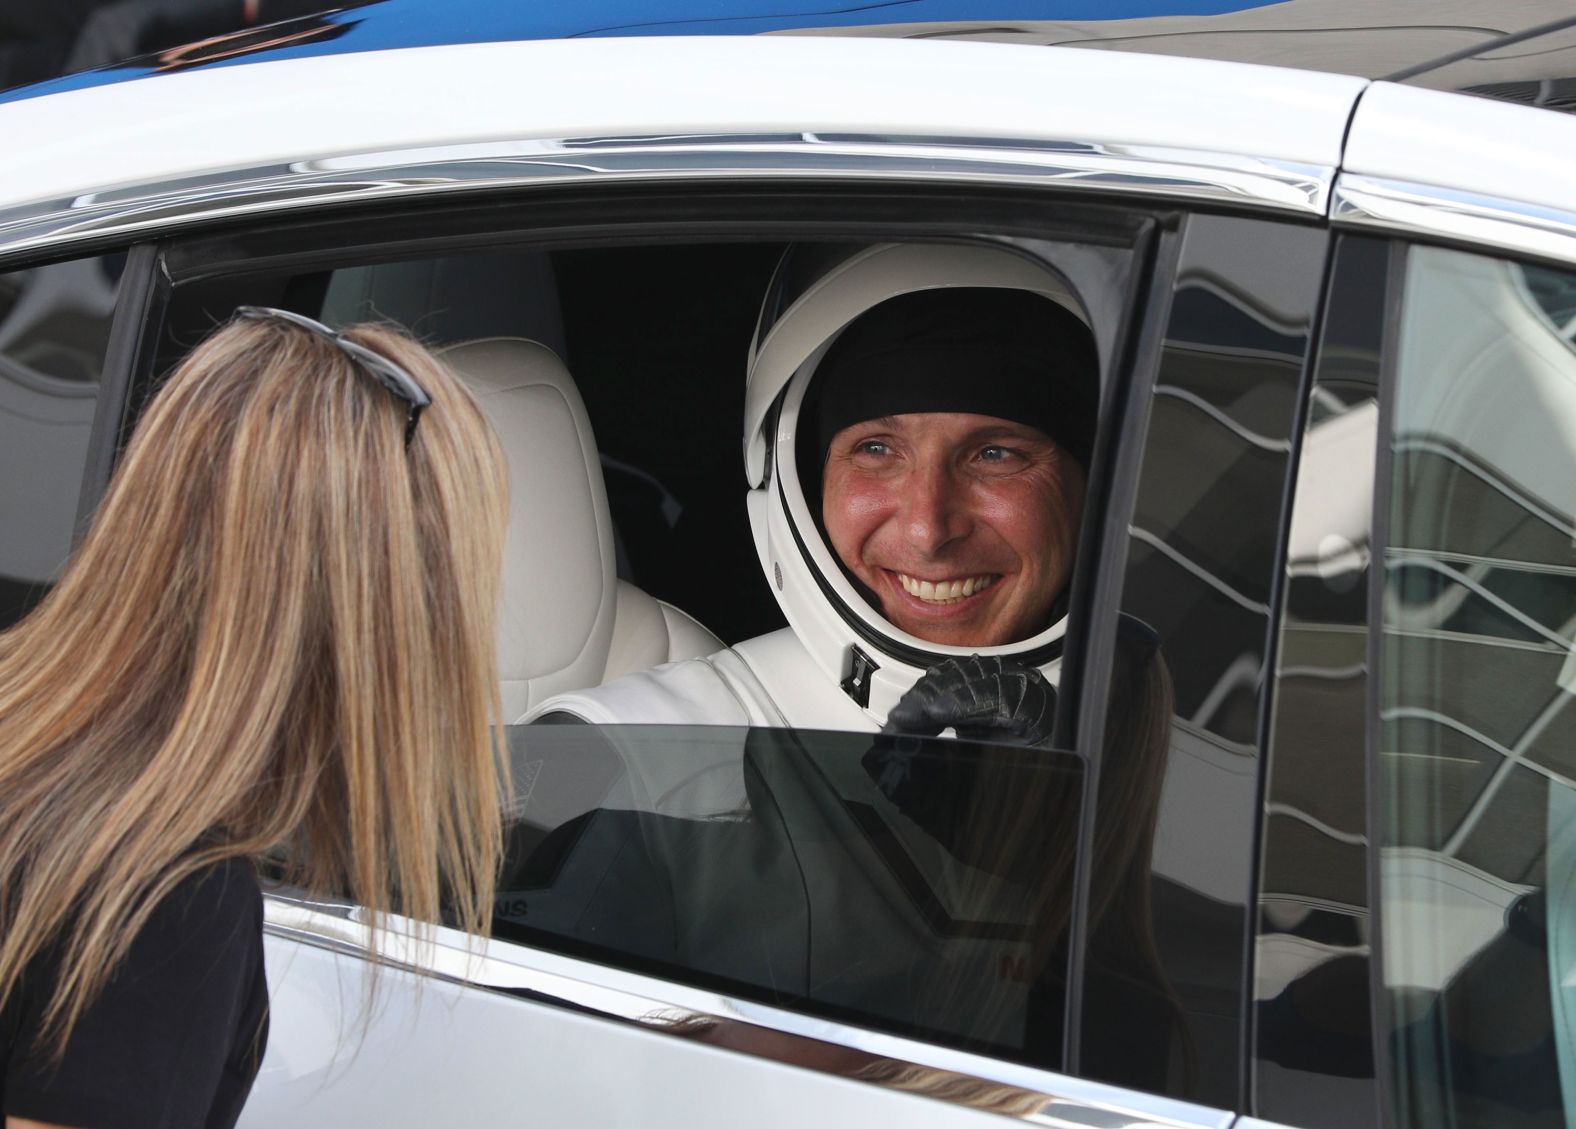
[526,241,1100,744]
[502,243,1199,1076]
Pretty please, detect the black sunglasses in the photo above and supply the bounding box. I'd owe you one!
[233,306,431,447]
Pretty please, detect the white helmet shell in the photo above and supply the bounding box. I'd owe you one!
[743,243,1094,724]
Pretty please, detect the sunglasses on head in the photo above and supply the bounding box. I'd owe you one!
[233,306,431,447]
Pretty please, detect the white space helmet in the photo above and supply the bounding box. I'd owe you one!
[743,242,1095,724]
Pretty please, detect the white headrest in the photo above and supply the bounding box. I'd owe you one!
[438,337,618,720]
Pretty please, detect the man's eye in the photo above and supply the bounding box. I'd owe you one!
[856,440,890,457]
[978,445,1013,462]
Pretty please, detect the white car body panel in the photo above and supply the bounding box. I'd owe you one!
[250,936,1010,1128]
[1344,81,1576,222]
[1337,80,1576,263]
[249,920,1233,1129]
[0,37,1364,217]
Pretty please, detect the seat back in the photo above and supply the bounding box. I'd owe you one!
[439,337,720,719]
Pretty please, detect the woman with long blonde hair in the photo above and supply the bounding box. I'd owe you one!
[0,308,508,1128]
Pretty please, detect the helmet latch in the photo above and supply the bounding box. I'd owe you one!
[841,645,879,708]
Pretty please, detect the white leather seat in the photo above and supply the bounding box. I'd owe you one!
[438,337,722,721]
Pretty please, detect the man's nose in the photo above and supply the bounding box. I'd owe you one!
[901,463,971,554]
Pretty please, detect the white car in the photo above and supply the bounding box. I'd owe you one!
[3,4,1575,1128]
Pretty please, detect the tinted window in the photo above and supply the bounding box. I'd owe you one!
[1095,216,1327,1106]
[1254,235,1389,1129]
[495,723,1085,1066]
[0,255,122,627]
[1379,246,1576,1129]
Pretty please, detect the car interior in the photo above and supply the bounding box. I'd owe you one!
[143,194,1146,717]
[155,240,794,668]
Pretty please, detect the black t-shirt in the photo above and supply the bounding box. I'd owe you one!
[1,856,268,1128]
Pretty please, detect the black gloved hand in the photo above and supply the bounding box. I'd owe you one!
[880,654,1057,747]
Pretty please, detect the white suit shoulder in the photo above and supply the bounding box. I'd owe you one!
[523,639,778,726]
[732,630,878,732]
[523,627,877,732]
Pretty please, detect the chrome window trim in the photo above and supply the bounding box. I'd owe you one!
[1333,173,1576,267]
[265,891,1233,1129]
[0,134,1330,264]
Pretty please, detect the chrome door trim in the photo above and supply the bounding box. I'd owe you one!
[1333,173,1576,267]
[0,133,1329,263]
[265,891,1233,1129]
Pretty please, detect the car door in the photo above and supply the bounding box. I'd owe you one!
[236,203,1326,1127]
[0,32,1372,1129]
[1246,80,1576,1129]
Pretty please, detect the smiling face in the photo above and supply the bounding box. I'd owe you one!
[821,411,1085,648]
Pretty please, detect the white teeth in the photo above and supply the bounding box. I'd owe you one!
[898,573,996,604]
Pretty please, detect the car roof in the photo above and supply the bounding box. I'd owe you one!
[4,0,1575,111]
[0,36,1362,222]
[5,3,1576,273]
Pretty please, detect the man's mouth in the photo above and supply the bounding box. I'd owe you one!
[894,572,998,604]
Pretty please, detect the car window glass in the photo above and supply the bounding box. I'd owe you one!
[1093,216,1328,1106]
[0,254,122,628]
[1253,235,1389,1129]
[1379,245,1576,1129]
[495,723,1085,1067]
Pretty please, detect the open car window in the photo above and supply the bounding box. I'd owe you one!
[146,200,1297,1110]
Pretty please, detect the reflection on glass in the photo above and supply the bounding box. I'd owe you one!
[1255,235,1386,1129]
[1110,216,1324,1106]
[1380,246,1576,1129]
[493,725,1108,1068]
[0,255,121,628]
[1127,221,1313,747]
[1257,388,1378,1121]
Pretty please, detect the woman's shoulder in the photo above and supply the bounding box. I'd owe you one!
[188,854,261,897]
[145,855,262,951]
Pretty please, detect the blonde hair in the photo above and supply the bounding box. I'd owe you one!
[0,315,509,1055]
[917,623,1185,1079]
